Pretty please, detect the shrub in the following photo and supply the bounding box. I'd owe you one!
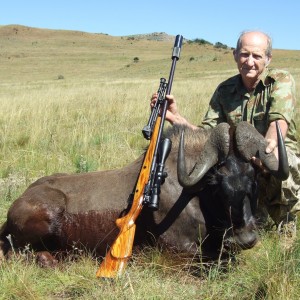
[214,42,228,49]
[189,38,212,46]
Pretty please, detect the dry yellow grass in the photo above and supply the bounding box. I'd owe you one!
[1,25,299,177]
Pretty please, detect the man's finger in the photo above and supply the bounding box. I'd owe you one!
[265,139,277,154]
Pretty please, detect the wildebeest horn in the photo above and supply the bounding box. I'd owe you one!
[235,121,289,180]
[177,123,231,188]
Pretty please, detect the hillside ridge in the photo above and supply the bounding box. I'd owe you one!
[1,23,299,84]
[0,24,184,43]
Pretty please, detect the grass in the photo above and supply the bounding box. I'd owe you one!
[0,24,300,299]
[0,235,299,299]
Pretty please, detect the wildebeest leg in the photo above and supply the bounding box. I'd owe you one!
[3,185,66,266]
[0,222,11,262]
[0,221,58,267]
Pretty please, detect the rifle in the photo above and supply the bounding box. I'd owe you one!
[96,34,183,278]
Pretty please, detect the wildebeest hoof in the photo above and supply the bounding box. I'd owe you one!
[35,251,58,268]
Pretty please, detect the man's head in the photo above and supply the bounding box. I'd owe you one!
[233,31,272,88]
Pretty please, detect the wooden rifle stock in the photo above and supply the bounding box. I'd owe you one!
[96,35,183,278]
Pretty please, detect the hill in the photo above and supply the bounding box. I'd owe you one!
[1,24,299,85]
[0,25,228,83]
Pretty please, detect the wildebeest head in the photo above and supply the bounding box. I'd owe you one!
[177,121,288,251]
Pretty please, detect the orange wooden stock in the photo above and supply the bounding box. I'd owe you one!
[96,225,136,278]
[96,117,161,278]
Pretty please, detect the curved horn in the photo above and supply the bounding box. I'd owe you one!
[275,121,289,180]
[235,121,289,180]
[177,123,231,188]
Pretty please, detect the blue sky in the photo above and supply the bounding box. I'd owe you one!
[1,0,299,50]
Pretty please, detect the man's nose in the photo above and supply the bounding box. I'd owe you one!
[245,55,254,65]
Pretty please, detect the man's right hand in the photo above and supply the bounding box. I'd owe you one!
[151,93,180,125]
[150,93,198,129]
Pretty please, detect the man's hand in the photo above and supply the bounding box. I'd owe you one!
[150,93,198,129]
[151,93,179,124]
[265,138,278,156]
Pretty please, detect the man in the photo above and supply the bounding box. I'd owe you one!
[151,30,299,243]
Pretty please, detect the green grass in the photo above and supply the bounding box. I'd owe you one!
[0,24,300,299]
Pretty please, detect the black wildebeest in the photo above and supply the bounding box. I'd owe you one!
[0,122,288,267]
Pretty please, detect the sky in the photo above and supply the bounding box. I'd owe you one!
[1,0,300,50]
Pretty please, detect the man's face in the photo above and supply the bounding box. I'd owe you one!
[234,32,271,83]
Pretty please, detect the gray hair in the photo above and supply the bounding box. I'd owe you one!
[235,31,272,57]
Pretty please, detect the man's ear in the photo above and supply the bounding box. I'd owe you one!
[265,55,272,66]
[233,49,238,62]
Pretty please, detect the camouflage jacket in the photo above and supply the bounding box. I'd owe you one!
[201,68,298,153]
